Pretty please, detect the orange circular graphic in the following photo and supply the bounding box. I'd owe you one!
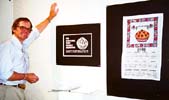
[135,29,150,42]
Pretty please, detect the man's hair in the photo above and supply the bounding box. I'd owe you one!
[12,17,33,34]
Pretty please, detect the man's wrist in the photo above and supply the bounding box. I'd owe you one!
[47,17,51,23]
[23,73,27,80]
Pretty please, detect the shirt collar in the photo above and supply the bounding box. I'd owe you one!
[11,35,23,50]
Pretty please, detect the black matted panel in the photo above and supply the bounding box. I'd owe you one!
[56,23,100,66]
[107,1,169,99]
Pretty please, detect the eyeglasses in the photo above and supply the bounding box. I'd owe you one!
[17,26,32,32]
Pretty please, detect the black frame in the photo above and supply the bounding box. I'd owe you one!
[56,23,100,66]
[107,1,169,99]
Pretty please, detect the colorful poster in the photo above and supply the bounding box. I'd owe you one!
[121,13,163,81]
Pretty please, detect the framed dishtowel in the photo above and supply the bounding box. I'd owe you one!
[56,23,100,66]
[107,0,169,99]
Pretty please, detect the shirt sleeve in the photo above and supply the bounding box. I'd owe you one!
[23,27,40,48]
[0,45,14,82]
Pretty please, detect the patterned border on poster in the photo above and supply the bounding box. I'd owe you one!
[127,17,158,48]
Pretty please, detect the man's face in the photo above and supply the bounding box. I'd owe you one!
[13,21,32,43]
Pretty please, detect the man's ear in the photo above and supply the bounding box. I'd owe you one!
[12,29,17,34]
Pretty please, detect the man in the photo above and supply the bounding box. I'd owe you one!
[0,2,59,100]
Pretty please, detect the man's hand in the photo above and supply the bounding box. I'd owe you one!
[47,2,59,22]
[24,73,39,83]
[36,2,59,33]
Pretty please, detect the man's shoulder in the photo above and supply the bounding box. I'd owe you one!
[0,40,12,52]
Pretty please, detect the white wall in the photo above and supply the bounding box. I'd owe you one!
[12,0,147,100]
[0,0,13,42]
[53,0,107,91]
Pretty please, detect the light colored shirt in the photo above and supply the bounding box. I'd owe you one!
[0,28,40,85]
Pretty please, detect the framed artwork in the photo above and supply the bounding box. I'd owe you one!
[107,1,169,99]
[56,23,100,66]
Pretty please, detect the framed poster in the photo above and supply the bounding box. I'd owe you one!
[56,23,100,66]
[107,1,169,99]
